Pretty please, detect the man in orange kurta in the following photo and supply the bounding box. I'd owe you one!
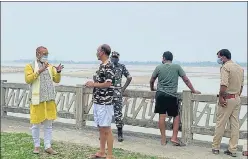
[24,46,64,155]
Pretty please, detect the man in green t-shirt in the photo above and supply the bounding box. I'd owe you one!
[150,51,201,146]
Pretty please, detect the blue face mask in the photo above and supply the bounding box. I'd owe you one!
[217,58,223,65]
[40,55,48,63]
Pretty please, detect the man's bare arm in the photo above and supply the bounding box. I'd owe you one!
[122,76,132,91]
[122,65,132,92]
[150,77,157,91]
[150,66,159,91]
[93,81,112,88]
[181,75,196,93]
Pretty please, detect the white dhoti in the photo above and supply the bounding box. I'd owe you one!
[31,119,53,149]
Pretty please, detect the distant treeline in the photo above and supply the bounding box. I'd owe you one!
[9,59,247,67]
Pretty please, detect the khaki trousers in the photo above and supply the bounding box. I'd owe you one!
[212,96,241,153]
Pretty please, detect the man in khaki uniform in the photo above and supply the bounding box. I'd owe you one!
[212,49,244,157]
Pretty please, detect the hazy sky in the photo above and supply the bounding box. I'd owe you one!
[1,2,247,62]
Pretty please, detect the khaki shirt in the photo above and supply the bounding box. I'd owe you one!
[220,60,244,95]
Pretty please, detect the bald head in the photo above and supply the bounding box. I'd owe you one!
[36,46,48,55]
[96,44,111,61]
[36,46,47,53]
[36,46,49,62]
[99,44,111,56]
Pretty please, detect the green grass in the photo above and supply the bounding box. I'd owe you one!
[1,132,166,159]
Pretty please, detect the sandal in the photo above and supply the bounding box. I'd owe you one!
[170,139,186,147]
[33,147,40,154]
[45,148,58,155]
[89,153,106,159]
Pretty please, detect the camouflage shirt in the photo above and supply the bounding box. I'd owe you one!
[93,61,115,105]
[113,63,130,98]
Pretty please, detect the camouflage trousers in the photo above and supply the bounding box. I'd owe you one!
[113,97,124,128]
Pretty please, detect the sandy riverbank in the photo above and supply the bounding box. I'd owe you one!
[1,66,247,85]
[1,66,151,85]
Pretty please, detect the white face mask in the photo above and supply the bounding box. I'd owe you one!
[217,58,223,65]
[40,55,48,63]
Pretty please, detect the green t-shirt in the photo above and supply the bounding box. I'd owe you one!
[152,63,186,97]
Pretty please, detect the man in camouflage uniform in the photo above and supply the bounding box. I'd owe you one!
[86,44,115,159]
[110,51,132,142]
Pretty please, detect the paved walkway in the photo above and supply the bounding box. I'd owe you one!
[1,118,245,159]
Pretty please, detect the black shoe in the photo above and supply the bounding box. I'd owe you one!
[224,150,237,157]
[117,127,124,142]
[212,149,219,155]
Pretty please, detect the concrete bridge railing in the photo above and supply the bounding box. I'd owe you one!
[1,80,247,144]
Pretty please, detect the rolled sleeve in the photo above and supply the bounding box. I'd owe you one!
[220,66,229,87]
[122,65,131,78]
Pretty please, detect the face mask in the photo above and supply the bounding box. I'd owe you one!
[217,58,223,65]
[40,55,48,63]
[111,57,119,64]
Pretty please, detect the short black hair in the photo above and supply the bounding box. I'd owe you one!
[163,51,173,61]
[100,44,111,56]
[218,49,231,59]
